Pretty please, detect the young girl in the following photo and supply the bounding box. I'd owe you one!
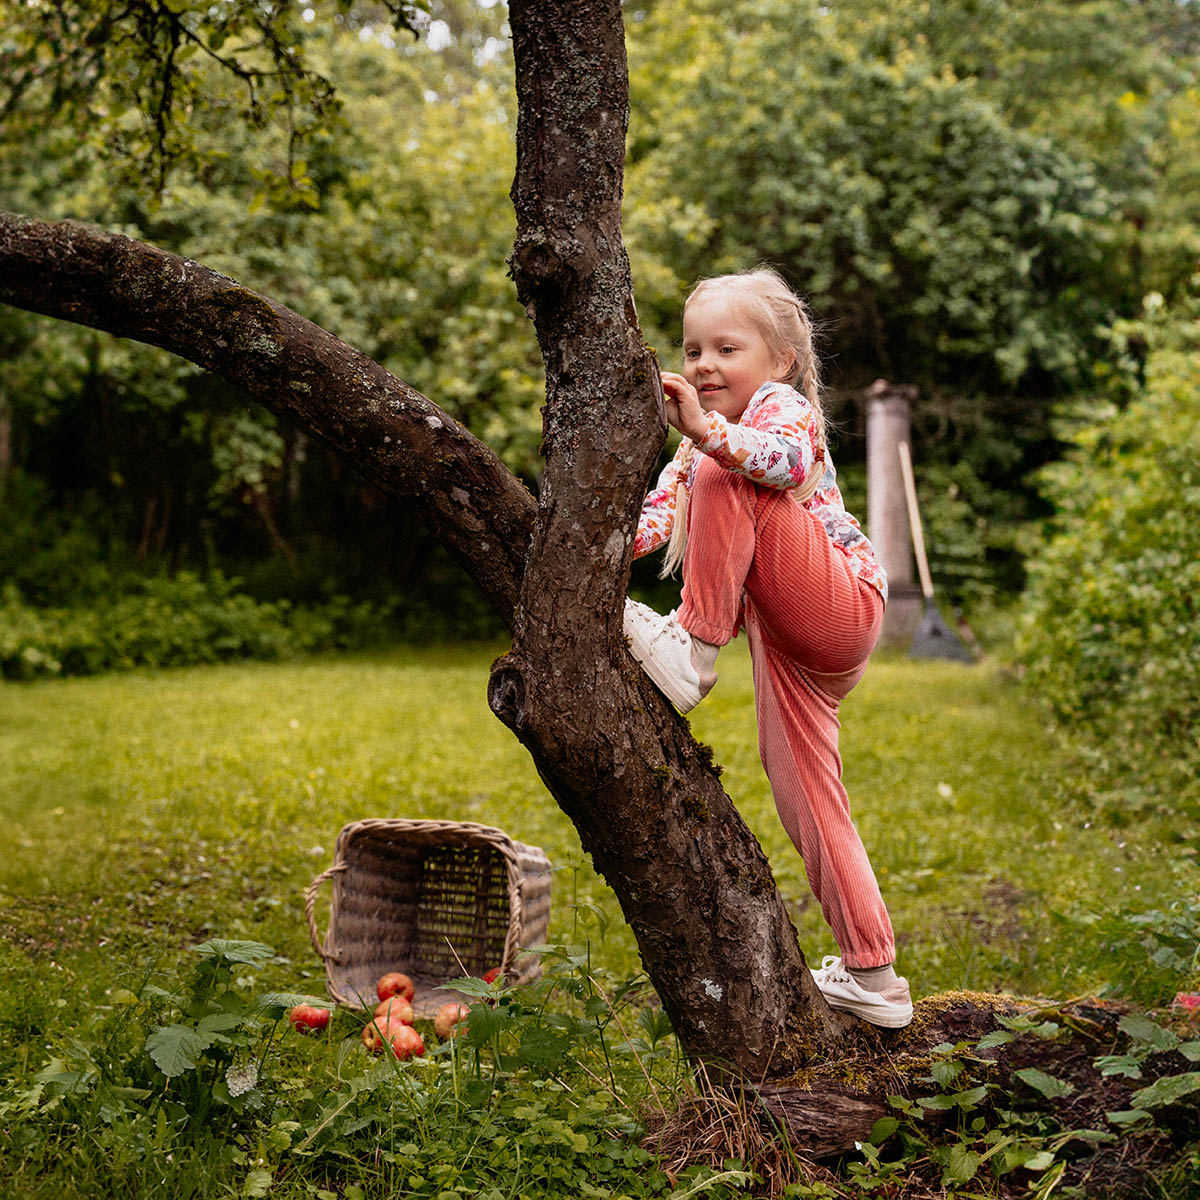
[624,267,912,1029]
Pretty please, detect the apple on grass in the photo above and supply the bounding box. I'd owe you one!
[287,1004,331,1034]
[374,995,414,1026]
[361,1012,409,1054]
[434,1002,471,1040]
[386,1023,425,1060]
[376,972,415,1003]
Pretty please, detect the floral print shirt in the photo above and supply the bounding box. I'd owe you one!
[633,381,888,600]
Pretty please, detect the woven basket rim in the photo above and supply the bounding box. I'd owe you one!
[305,818,552,1009]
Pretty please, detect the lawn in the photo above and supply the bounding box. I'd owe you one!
[1,641,1197,1198]
[1,639,1195,1010]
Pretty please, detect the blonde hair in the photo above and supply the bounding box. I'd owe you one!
[660,267,826,578]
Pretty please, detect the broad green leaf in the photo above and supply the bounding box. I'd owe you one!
[192,939,274,965]
[243,1167,273,1197]
[1106,1108,1153,1127]
[197,1011,244,1038]
[1118,1013,1180,1052]
[1130,1071,1200,1110]
[1094,1052,1145,1079]
[1014,1068,1073,1098]
[975,1030,1014,1050]
[1023,1150,1056,1171]
[954,1084,990,1109]
[941,1143,980,1185]
[929,1058,964,1087]
[146,1024,208,1077]
[1176,1041,1200,1062]
[255,992,333,1016]
[868,1115,899,1143]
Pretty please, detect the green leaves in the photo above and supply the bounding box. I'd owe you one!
[146,1024,209,1078]
[1131,1072,1200,1111]
[193,939,275,966]
[1014,1068,1074,1100]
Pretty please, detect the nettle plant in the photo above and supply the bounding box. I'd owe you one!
[21,939,328,1129]
[4,938,696,1199]
[850,1011,1200,1196]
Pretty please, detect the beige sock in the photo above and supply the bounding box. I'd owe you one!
[690,638,719,692]
[849,963,899,992]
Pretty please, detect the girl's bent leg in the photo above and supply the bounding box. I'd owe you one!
[675,460,757,646]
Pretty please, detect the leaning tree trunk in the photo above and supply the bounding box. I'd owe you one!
[491,0,852,1071]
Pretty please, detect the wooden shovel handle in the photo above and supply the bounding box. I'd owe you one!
[897,441,935,601]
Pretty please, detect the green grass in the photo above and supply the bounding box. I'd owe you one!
[0,639,1195,1006]
[1,641,1197,1198]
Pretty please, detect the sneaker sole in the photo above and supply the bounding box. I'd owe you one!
[824,996,914,1029]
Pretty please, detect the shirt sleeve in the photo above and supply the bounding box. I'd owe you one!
[694,384,823,491]
[632,443,689,559]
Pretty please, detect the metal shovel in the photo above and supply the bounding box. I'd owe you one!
[897,441,975,663]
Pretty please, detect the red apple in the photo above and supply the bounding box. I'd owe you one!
[376,972,415,1003]
[361,1012,407,1053]
[374,996,414,1026]
[483,967,503,985]
[433,1001,471,1040]
[386,1023,425,1060]
[288,1004,330,1034]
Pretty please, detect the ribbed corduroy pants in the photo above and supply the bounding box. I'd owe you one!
[676,458,896,969]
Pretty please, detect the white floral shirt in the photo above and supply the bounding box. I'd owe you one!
[633,381,888,600]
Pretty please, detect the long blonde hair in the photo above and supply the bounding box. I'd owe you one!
[660,268,825,578]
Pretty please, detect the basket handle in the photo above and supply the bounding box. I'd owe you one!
[304,864,346,961]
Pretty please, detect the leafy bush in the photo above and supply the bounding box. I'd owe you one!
[0,574,399,679]
[1019,288,1200,811]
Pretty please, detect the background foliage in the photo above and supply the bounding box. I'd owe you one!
[2,0,1198,630]
[1019,285,1200,815]
[0,1,1198,837]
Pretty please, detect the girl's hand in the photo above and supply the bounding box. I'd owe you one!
[660,372,709,441]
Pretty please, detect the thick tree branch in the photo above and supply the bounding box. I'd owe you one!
[0,210,535,628]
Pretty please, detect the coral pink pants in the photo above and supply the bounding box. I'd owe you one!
[677,458,896,969]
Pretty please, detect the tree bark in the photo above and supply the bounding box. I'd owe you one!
[492,0,853,1072]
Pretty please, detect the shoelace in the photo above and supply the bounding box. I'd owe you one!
[649,611,689,649]
[816,955,851,983]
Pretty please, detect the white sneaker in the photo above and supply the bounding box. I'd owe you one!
[623,599,717,714]
[811,956,913,1029]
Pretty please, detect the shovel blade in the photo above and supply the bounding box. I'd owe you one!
[910,601,975,663]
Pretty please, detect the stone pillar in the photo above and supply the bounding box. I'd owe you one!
[866,380,922,646]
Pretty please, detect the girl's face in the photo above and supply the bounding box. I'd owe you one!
[681,295,792,423]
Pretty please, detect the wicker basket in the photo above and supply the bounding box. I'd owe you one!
[305,818,552,1015]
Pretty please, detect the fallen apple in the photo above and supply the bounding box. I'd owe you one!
[433,1001,471,1040]
[376,971,415,1003]
[288,1004,331,1034]
[361,1012,408,1054]
[374,995,414,1026]
[386,1023,425,1060]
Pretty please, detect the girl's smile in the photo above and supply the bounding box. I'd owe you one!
[682,295,792,424]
